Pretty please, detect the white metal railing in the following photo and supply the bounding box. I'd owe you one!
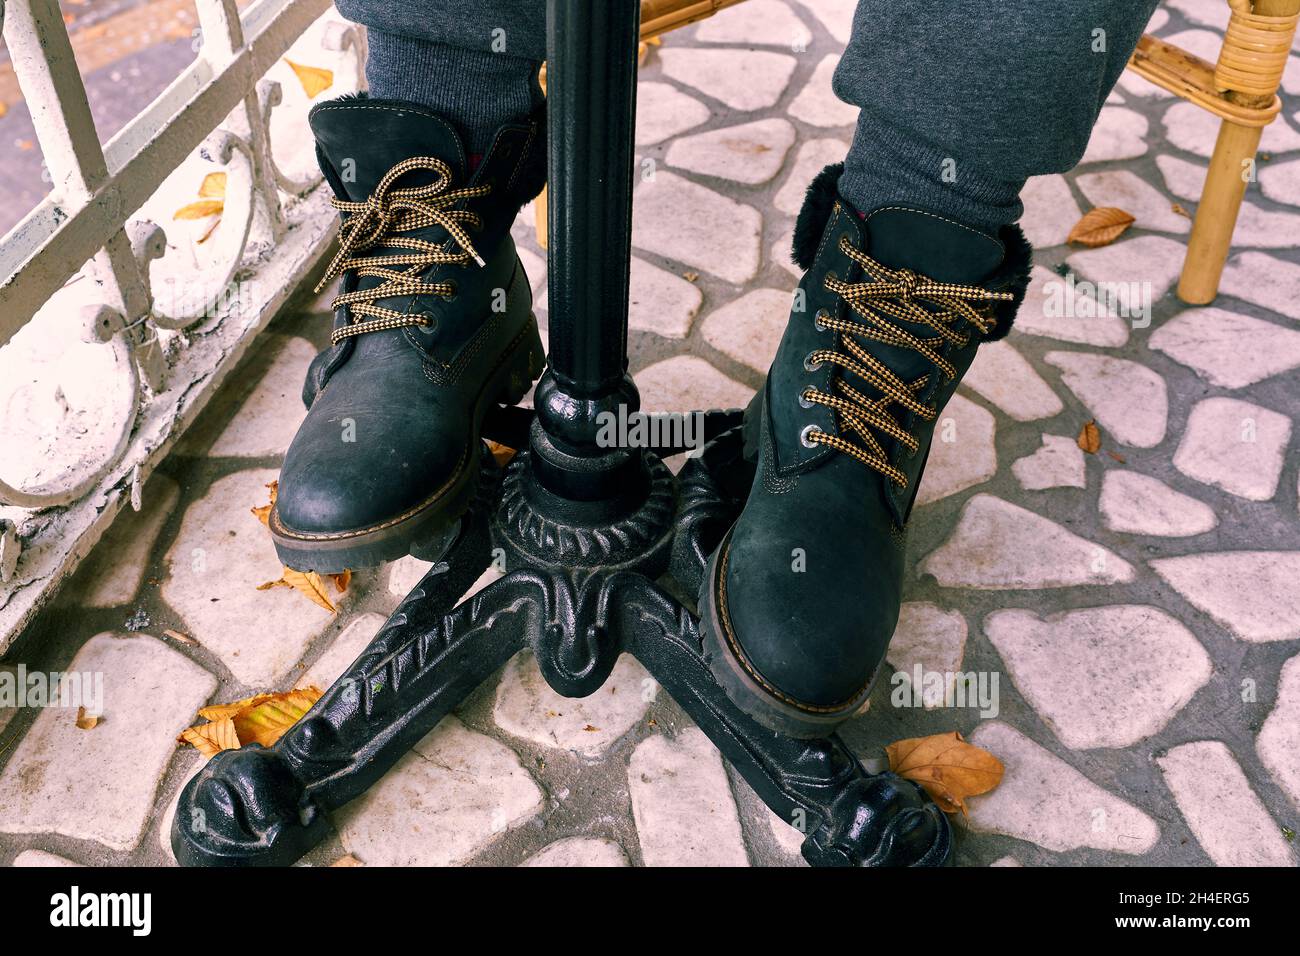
[0,0,363,652]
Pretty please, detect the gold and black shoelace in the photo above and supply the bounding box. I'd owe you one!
[800,236,1014,488]
[315,156,490,346]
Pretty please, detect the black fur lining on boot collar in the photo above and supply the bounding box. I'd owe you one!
[792,162,844,271]
[790,162,1033,342]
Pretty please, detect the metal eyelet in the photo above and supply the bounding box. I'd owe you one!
[416,310,439,335]
[443,280,458,301]
[822,270,838,290]
[813,308,830,331]
[798,390,815,409]
[800,424,821,448]
[803,352,822,372]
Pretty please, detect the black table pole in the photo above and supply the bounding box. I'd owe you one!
[531,0,645,502]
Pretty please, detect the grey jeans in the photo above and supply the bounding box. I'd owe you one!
[335,0,1159,230]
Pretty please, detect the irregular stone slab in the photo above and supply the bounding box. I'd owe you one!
[1259,157,1300,207]
[1158,740,1295,866]
[387,554,433,599]
[885,603,967,709]
[1012,434,1086,491]
[1100,471,1217,537]
[695,0,812,47]
[1258,653,1300,813]
[921,494,1135,590]
[515,245,546,295]
[1117,68,1175,100]
[334,715,542,866]
[666,118,797,185]
[915,394,997,506]
[1019,175,1081,249]
[1155,153,1205,202]
[303,612,387,689]
[1044,351,1168,448]
[629,256,702,339]
[209,336,316,457]
[1080,107,1148,163]
[701,288,789,374]
[766,806,810,861]
[1152,551,1300,643]
[1151,308,1300,388]
[628,728,748,866]
[632,171,762,284]
[1067,235,1186,317]
[12,850,83,867]
[0,633,216,852]
[161,468,336,686]
[636,356,754,414]
[788,54,858,128]
[158,749,206,863]
[990,855,1022,867]
[1219,251,1300,320]
[494,650,651,757]
[635,82,711,146]
[1163,29,1227,64]
[1172,397,1291,500]
[1076,170,1190,234]
[793,0,853,43]
[771,231,802,277]
[966,722,1159,854]
[774,138,848,215]
[79,473,179,608]
[1165,0,1229,30]
[985,606,1211,749]
[1164,100,1300,158]
[1018,265,1130,347]
[962,341,1063,422]
[522,837,630,867]
[658,48,797,112]
[1231,200,1300,249]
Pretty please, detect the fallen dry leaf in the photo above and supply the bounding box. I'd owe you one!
[231,687,323,748]
[331,854,363,867]
[75,707,100,730]
[285,59,334,98]
[251,480,278,526]
[173,199,224,221]
[181,687,323,756]
[0,102,7,119]
[1077,419,1102,455]
[1067,206,1135,248]
[485,440,517,469]
[283,568,337,613]
[179,717,239,758]
[199,171,227,198]
[683,271,699,282]
[885,731,1003,815]
[330,569,352,594]
[1171,202,1190,219]
[1107,449,1127,464]
[163,628,198,646]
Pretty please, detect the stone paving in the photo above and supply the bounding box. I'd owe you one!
[2,0,1300,867]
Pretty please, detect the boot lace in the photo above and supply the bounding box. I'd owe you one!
[801,236,1014,488]
[315,156,490,346]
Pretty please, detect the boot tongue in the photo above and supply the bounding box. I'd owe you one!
[309,97,467,201]
[862,206,1005,284]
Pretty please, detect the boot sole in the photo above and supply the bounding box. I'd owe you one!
[269,315,546,574]
[698,529,873,739]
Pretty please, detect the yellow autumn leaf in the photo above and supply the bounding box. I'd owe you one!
[282,568,337,612]
[179,717,240,758]
[885,731,1004,815]
[0,102,8,119]
[285,59,334,98]
[231,686,323,748]
[251,480,278,526]
[331,854,363,867]
[485,440,517,469]
[1077,419,1102,455]
[1067,206,1135,248]
[75,706,100,730]
[199,171,227,198]
[198,692,277,722]
[330,569,352,594]
[173,199,225,221]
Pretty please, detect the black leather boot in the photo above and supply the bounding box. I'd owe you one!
[271,96,546,572]
[699,164,1032,737]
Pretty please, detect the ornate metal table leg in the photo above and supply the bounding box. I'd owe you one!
[172,0,954,868]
